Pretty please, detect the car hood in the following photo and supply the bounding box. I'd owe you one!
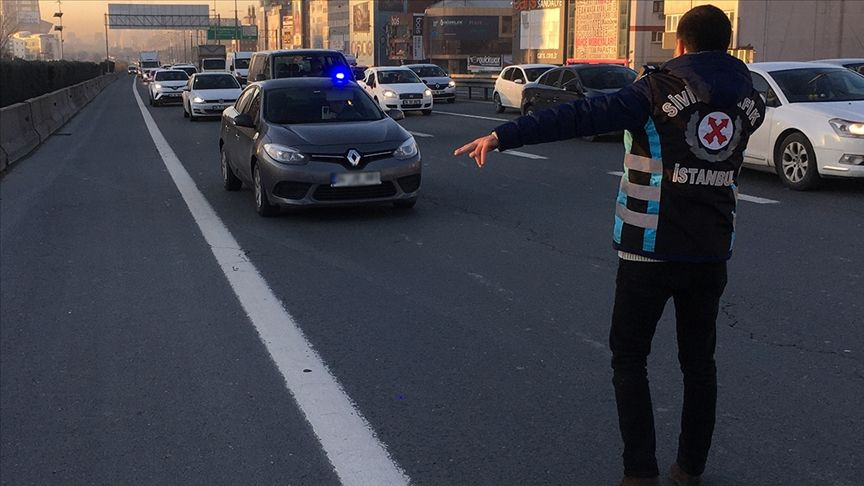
[191,88,242,100]
[155,80,187,88]
[787,100,864,120]
[269,118,409,148]
[380,83,428,95]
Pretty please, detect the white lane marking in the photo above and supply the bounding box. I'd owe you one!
[606,171,779,204]
[131,80,409,486]
[408,130,433,138]
[501,150,548,160]
[432,111,509,122]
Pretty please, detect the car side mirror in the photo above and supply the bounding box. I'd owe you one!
[514,78,525,85]
[387,109,405,121]
[234,113,256,128]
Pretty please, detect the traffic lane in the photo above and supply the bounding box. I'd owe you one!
[1,77,339,485]
[146,89,863,484]
[141,84,639,484]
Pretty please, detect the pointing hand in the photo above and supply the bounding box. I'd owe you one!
[454,132,499,168]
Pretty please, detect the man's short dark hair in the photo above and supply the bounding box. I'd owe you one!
[676,4,732,52]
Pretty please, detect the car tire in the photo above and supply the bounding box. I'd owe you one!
[189,111,197,122]
[393,198,417,209]
[221,149,241,191]
[494,93,505,113]
[422,109,432,116]
[776,132,819,191]
[253,164,279,217]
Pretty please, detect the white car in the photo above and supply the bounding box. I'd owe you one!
[404,64,456,103]
[493,64,555,113]
[182,73,242,121]
[227,51,252,84]
[148,69,189,106]
[360,67,433,115]
[812,58,864,75]
[745,62,864,190]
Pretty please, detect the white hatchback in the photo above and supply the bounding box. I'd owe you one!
[493,64,555,113]
[182,73,242,121]
[745,62,864,190]
[360,67,433,115]
[148,69,189,106]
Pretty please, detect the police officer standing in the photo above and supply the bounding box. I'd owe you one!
[454,5,764,486]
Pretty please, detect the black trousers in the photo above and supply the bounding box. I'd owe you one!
[610,259,727,478]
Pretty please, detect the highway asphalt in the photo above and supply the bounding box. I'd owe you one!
[1,74,862,485]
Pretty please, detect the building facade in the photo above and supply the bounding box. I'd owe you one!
[425,0,512,74]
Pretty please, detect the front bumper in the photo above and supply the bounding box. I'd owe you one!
[813,134,864,179]
[429,86,455,100]
[152,90,184,102]
[190,101,232,117]
[383,98,433,111]
[259,154,422,207]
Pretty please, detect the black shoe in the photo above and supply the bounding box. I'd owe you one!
[619,476,660,486]
[669,463,704,486]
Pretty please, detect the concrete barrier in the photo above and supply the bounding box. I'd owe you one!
[68,81,90,111]
[0,102,40,169]
[28,90,71,140]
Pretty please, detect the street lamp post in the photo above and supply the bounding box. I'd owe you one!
[53,0,64,60]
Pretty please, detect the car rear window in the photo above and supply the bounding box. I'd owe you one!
[524,68,551,82]
[377,70,422,84]
[272,53,350,79]
[234,58,250,69]
[202,59,226,70]
[265,86,384,124]
[155,71,189,81]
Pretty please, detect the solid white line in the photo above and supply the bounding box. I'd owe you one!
[501,150,547,160]
[432,111,509,122]
[408,130,433,138]
[131,80,409,486]
[605,171,779,204]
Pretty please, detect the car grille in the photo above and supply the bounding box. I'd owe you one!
[204,99,235,103]
[313,182,397,201]
[273,181,312,199]
[308,150,394,169]
[397,174,421,193]
[399,93,422,100]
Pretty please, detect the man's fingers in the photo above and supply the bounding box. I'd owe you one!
[454,141,477,157]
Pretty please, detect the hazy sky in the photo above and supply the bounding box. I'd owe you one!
[38,0,258,38]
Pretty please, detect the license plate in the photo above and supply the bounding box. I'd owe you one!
[402,100,421,106]
[433,90,445,95]
[212,105,227,110]
[166,93,180,97]
[331,172,381,187]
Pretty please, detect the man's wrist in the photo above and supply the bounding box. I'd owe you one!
[490,131,499,140]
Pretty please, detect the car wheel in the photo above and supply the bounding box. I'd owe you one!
[221,149,241,191]
[421,109,432,116]
[393,198,417,209]
[189,110,197,122]
[253,164,279,217]
[494,93,505,113]
[776,132,819,191]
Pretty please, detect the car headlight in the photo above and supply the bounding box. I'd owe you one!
[153,83,162,89]
[192,96,205,103]
[829,118,864,138]
[424,89,432,97]
[393,137,418,160]
[263,143,306,164]
[383,90,397,98]
[448,80,455,88]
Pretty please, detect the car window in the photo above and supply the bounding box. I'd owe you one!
[512,69,526,83]
[202,59,226,70]
[577,67,637,90]
[176,66,197,76]
[538,70,561,87]
[193,75,240,90]
[559,70,577,87]
[770,68,864,102]
[377,70,422,84]
[750,72,780,106]
[500,68,513,81]
[234,58,250,69]
[264,86,385,124]
[155,71,189,81]
[524,68,550,82]
[272,53,350,78]
[243,90,261,120]
[234,86,256,112]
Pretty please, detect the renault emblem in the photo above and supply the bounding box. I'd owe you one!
[347,149,362,166]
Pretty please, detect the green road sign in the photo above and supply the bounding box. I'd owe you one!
[207,26,257,40]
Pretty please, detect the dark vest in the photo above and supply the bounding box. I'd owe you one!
[614,70,765,262]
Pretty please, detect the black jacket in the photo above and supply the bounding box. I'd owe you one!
[494,52,765,262]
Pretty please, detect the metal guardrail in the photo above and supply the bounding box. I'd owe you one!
[451,75,496,101]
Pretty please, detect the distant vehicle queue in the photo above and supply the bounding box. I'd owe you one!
[128,47,863,194]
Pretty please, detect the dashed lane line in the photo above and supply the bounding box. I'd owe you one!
[432,111,510,122]
[501,150,548,160]
[131,79,410,486]
[606,171,780,204]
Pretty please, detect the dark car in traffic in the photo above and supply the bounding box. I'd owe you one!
[247,49,354,82]
[219,78,421,216]
[521,64,638,115]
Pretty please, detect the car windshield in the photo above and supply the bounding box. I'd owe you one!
[410,66,446,78]
[193,75,240,90]
[234,58,250,69]
[265,86,384,124]
[578,67,637,90]
[155,71,189,81]
[524,68,551,82]
[272,53,350,78]
[202,59,226,70]
[770,68,864,102]
[842,63,864,75]
[378,70,421,84]
[175,66,197,76]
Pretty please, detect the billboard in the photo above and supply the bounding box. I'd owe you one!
[468,55,502,73]
[429,17,499,41]
[349,0,375,65]
[107,4,209,29]
[572,0,627,61]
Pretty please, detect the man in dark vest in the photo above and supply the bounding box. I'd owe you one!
[454,5,765,486]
